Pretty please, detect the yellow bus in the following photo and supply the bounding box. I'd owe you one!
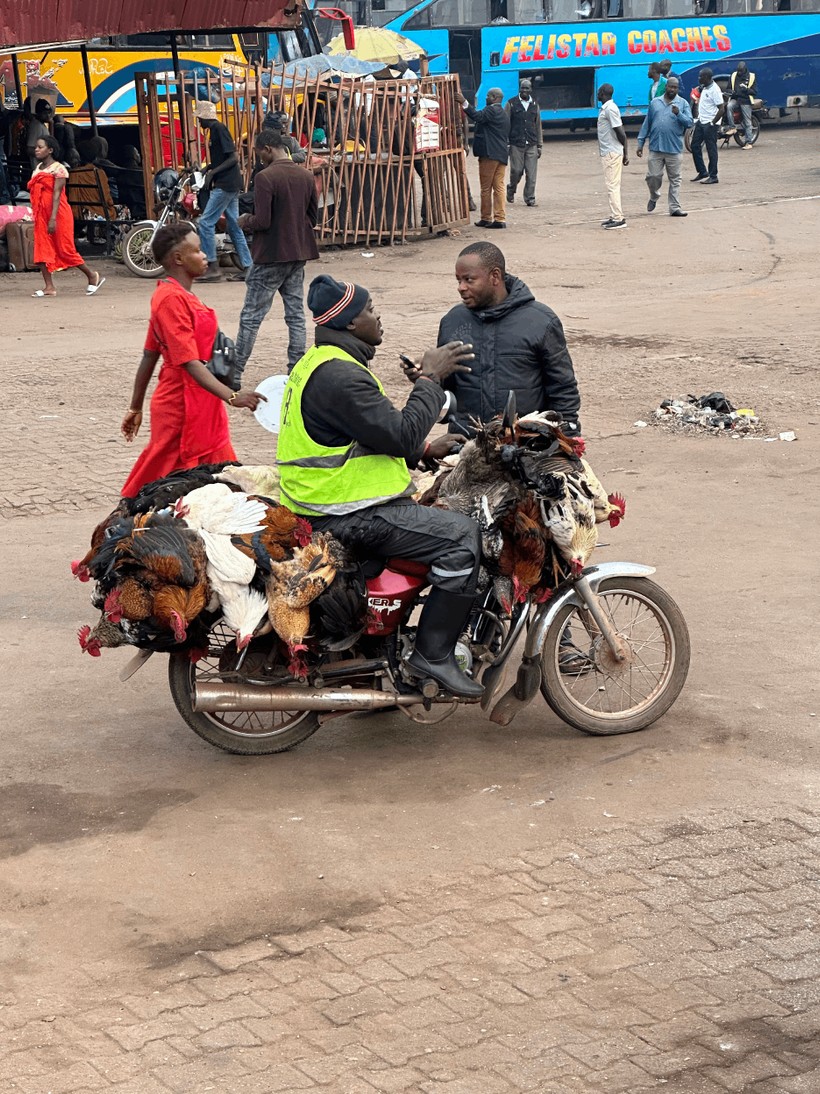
[1,26,320,124]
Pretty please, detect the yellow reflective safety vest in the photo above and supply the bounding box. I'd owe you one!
[277,344,414,516]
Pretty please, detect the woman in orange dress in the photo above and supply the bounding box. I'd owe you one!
[121,222,264,499]
[27,135,104,298]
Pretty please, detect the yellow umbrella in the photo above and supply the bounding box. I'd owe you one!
[325,26,426,66]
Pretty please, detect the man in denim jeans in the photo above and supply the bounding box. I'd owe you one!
[235,128,319,380]
[194,101,253,282]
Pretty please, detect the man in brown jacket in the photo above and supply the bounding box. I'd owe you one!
[235,128,319,379]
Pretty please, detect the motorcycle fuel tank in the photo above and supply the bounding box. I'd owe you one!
[364,558,428,635]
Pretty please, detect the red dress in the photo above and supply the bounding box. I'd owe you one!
[27,162,84,273]
[121,279,237,498]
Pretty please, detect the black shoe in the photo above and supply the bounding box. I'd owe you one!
[468,198,477,211]
[506,189,515,204]
[489,221,507,229]
[404,589,484,699]
[647,198,657,212]
[198,261,223,283]
[525,199,536,207]
[474,219,493,228]
[700,177,719,185]
[690,173,707,182]
[670,209,688,217]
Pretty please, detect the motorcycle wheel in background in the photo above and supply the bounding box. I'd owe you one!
[733,114,760,146]
[122,218,195,279]
[168,614,320,755]
[539,577,690,735]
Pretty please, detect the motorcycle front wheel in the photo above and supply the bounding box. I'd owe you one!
[540,577,690,735]
[734,114,760,146]
[122,221,162,278]
[168,615,320,755]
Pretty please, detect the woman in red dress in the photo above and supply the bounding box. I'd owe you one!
[120,223,264,498]
[27,135,104,298]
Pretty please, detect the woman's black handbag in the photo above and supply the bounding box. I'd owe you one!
[207,329,241,392]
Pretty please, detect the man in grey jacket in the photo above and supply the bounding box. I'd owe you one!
[456,88,510,229]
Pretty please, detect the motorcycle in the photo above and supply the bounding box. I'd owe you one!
[685,82,767,152]
[121,167,240,278]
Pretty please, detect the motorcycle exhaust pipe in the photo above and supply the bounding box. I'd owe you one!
[193,682,423,713]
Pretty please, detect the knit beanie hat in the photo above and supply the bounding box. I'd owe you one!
[308,275,369,330]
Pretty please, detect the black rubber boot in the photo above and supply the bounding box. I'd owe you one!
[405,589,484,699]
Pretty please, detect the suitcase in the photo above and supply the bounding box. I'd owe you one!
[0,236,8,272]
[6,220,36,271]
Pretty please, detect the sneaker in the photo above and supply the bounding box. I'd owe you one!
[724,126,737,135]
[743,142,754,149]
[670,209,688,217]
[603,218,627,230]
[647,198,657,212]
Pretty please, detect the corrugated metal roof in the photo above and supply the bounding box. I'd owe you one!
[0,0,304,50]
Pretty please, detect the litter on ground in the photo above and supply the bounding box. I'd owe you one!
[652,392,792,440]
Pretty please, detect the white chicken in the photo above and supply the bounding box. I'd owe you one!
[578,458,627,527]
[174,483,269,648]
[173,483,267,535]
[217,464,281,499]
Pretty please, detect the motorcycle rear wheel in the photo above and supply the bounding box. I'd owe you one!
[540,577,690,735]
[168,616,320,754]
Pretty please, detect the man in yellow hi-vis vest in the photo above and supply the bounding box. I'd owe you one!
[277,274,484,698]
[725,61,757,148]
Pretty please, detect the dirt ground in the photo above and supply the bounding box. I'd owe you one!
[1,125,819,1091]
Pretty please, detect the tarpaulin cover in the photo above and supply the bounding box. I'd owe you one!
[1,0,304,50]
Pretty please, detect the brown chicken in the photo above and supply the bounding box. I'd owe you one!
[496,493,549,604]
[230,499,311,571]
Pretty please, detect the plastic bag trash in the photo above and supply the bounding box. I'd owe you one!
[361,251,374,258]
[697,391,736,414]
[633,420,647,428]
[779,431,797,442]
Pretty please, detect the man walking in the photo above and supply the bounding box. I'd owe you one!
[690,68,725,185]
[637,76,693,218]
[725,61,757,148]
[647,62,666,105]
[194,101,253,282]
[505,79,542,207]
[596,84,628,230]
[457,88,510,229]
[235,129,319,380]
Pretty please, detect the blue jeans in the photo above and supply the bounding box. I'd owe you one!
[197,187,252,267]
[235,261,307,377]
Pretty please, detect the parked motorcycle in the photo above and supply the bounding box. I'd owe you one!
[121,167,239,278]
[685,81,767,152]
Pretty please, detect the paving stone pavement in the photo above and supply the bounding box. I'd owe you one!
[2,808,820,1093]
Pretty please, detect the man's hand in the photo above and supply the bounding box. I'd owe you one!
[536,146,542,159]
[238,213,252,230]
[455,91,466,105]
[230,391,267,411]
[671,104,679,116]
[400,355,422,384]
[418,341,475,383]
[636,147,643,158]
[426,433,467,461]
[622,152,629,166]
[202,170,214,190]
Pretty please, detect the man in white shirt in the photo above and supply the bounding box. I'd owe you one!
[690,68,726,185]
[596,83,629,230]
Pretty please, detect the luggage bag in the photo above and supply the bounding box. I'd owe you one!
[6,221,36,271]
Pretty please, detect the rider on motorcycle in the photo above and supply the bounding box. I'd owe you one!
[277,274,485,699]
[725,61,757,148]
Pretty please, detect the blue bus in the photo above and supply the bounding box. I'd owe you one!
[384,0,820,121]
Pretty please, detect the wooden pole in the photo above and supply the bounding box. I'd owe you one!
[79,45,98,136]
[10,53,23,110]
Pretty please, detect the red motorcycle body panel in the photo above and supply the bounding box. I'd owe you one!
[364,559,428,635]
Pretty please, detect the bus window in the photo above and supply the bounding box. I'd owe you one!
[189,34,235,50]
[407,0,493,27]
[622,0,663,15]
[512,0,548,18]
[665,0,695,14]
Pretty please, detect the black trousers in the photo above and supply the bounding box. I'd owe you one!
[691,121,719,181]
[312,499,481,595]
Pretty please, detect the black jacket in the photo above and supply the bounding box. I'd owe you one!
[301,327,445,461]
[464,101,510,165]
[437,276,581,434]
[505,97,542,148]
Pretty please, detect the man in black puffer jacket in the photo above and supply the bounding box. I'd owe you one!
[431,242,581,436]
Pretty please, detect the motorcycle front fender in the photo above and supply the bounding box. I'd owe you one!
[487,562,655,726]
[524,561,656,660]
